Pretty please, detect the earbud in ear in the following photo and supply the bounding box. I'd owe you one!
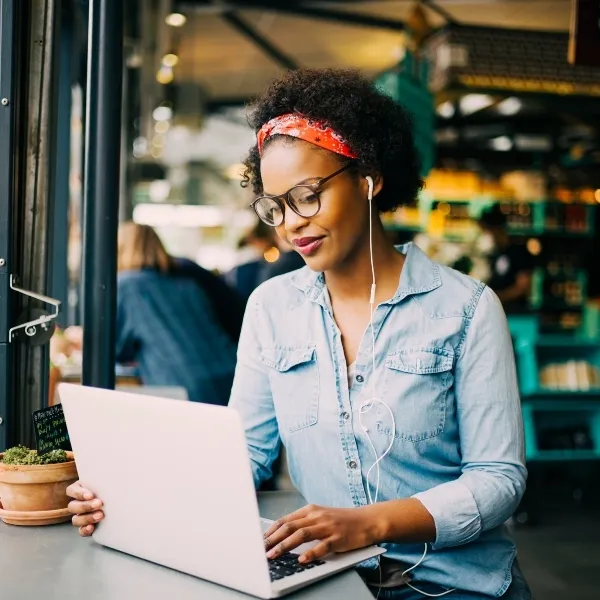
[365,176,374,202]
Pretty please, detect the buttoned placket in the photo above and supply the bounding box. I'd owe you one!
[316,285,396,508]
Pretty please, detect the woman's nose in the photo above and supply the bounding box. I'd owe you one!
[283,206,310,232]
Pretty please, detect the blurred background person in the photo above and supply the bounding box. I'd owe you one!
[256,235,305,285]
[57,223,238,405]
[172,254,245,344]
[480,204,535,313]
[225,219,305,302]
[225,220,276,301]
[114,222,237,405]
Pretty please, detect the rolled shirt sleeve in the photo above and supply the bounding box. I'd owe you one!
[413,286,527,549]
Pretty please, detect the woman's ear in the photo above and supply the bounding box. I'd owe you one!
[372,173,383,198]
[361,172,383,200]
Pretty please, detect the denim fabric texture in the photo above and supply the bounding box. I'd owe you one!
[229,243,528,597]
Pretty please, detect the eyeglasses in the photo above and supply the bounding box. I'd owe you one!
[251,163,352,227]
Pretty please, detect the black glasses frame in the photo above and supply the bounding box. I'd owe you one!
[250,163,353,227]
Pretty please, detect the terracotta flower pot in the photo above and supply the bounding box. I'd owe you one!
[0,451,77,513]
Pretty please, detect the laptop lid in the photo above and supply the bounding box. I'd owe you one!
[58,383,272,599]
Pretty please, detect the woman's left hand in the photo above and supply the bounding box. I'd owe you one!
[263,503,381,563]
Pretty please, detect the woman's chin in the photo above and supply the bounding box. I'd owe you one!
[301,254,335,273]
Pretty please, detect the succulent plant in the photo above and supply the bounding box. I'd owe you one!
[1,445,70,466]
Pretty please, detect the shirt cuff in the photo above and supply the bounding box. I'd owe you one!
[412,480,482,550]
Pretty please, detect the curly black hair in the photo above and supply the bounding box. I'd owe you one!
[241,68,423,213]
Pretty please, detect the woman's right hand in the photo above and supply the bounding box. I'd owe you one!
[66,481,104,537]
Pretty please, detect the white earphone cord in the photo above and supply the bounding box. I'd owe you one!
[361,177,454,598]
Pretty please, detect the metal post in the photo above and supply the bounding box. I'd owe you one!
[50,2,73,328]
[0,0,60,448]
[15,0,60,438]
[81,0,123,389]
[0,0,17,450]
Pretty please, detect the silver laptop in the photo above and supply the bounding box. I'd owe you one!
[58,384,385,599]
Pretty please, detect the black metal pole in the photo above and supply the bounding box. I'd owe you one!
[50,2,73,329]
[0,0,17,450]
[81,0,122,389]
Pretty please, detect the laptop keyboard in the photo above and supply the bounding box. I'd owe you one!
[268,552,326,582]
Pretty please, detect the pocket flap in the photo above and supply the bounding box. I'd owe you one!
[386,347,453,374]
[261,346,316,372]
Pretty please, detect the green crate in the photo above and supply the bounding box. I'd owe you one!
[374,52,435,178]
[528,269,587,312]
[522,401,600,461]
[582,303,600,341]
[508,315,600,395]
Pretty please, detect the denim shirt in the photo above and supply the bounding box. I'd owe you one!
[116,269,237,405]
[229,243,527,597]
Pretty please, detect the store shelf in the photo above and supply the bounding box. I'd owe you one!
[384,197,596,241]
[516,341,600,397]
[508,316,600,463]
[530,389,600,399]
[525,450,600,461]
[529,269,587,313]
[536,336,600,348]
[522,401,600,462]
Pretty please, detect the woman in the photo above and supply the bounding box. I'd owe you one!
[67,69,531,599]
[113,222,237,404]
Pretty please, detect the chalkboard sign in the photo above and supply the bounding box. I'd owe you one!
[32,404,72,455]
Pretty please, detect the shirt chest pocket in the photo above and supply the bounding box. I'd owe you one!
[378,347,454,443]
[260,346,320,434]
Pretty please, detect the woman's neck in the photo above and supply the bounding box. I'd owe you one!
[324,218,405,305]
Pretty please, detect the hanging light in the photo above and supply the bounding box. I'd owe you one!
[497,97,522,116]
[165,13,186,27]
[152,105,173,122]
[162,53,179,68]
[156,65,174,85]
[490,136,513,151]
[459,94,493,115]
[436,101,455,119]
[155,120,170,134]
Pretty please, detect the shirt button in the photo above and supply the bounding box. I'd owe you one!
[348,460,357,469]
[342,411,350,420]
[356,375,364,383]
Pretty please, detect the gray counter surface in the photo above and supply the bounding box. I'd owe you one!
[0,491,375,600]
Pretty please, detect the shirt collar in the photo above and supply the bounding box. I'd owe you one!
[290,242,441,305]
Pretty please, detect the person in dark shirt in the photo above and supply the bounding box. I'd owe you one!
[115,222,237,405]
[256,242,306,285]
[173,257,245,344]
[226,220,305,301]
[225,220,275,301]
[480,204,535,313]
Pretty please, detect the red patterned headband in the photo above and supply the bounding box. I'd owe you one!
[256,113,358,159]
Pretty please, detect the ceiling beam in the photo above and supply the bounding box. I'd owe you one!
[421,0,458,25]
[205,97,249,112]
[219,9,299,70]
[245,2,406,30]
[180,1,406,31]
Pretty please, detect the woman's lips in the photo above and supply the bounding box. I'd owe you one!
[292,237,324,256]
